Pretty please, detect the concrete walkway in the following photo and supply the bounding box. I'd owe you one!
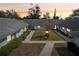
[22,31,35,43]
[23,40,66,44]
[39,41,54,56]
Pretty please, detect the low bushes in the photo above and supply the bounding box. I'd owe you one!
[0,30,30,56]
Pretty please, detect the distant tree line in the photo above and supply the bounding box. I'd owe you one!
[0,10,21,19]
[0,3,60,20]
[65,9,79,20]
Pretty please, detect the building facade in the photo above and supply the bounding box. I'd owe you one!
[0,18,28,48]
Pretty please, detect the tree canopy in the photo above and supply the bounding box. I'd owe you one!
[26,4,41,19]
[0,10,20,19]
[42,12,50,19]
[65,9,79,20]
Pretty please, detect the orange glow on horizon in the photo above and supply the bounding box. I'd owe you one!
[17,12,28,18]
[17,9,73,19]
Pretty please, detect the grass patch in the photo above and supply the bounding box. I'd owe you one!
[9,43,45,56]
[0,30,30,56]
[31,31,64,41]
[54,43,67,47]
[51,43,74,56]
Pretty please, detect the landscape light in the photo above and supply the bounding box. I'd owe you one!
[44,31,50,39]
[45,31,49,34]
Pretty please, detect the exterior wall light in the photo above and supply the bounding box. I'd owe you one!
[37,25,40,29]
[62,27,65,30]
[67,28,71,32]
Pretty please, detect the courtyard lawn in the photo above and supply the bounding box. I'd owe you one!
[31,31,64,41]
[51,43,74,56]
[9,43,45,56]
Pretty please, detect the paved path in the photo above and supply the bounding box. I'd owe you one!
[23,40,66,44]
[22,31,35,43]
[23,41,47,43]
[39,41,54,56]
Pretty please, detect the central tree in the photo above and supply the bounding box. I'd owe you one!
[28,3,41,19]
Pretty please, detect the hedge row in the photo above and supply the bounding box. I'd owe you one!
[0,30,30,56]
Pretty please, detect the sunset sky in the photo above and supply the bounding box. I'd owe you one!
[0,3,79,19]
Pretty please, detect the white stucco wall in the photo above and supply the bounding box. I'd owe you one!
[12,35,15,40]
[7,35,11,41]
[21,29,24,34]
[18,31,21,37]
[16,32,20,38]
[24,27,27,31]
[18,30,22,37]
[54,25,57,29]
[56,26,59,29]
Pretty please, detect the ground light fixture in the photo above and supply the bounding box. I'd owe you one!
[44,31,50,39]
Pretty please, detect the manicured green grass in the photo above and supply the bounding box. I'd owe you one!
[0,30,30,56]
[9,43,45,56]
[51,43,74,56]
[31,31,64,41]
